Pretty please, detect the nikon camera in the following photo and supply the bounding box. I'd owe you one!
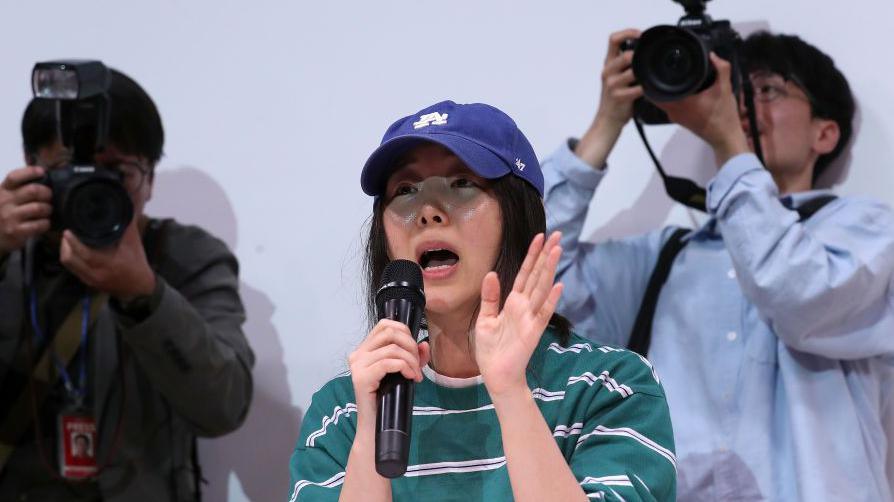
[623,0,742,124]
[31,60,133,248]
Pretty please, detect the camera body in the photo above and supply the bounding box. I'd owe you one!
[38,165,133,248]
[31,60,133,247]
[624,0,741,124]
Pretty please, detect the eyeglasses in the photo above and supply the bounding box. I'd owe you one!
[45,156,151,194]
[99,160,151,193]
[749,72,814,105]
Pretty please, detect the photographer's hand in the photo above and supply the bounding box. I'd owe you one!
[60,216,156,301]
[0,166,52,255]
[657,52,749,167]
[575,28,643,169]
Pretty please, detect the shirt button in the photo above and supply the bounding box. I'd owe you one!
[727,331,738,342]
[727,268,736,279]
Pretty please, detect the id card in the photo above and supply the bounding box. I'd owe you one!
[58,411,98,479]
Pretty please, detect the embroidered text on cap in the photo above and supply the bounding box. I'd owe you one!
[413,112,448,129]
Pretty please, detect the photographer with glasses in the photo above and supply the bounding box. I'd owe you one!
[0,68,254,501]
[543,29,894,500]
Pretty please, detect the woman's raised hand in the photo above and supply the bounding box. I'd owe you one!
[474,232,564,397]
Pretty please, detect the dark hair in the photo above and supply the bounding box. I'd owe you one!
[363,167,572,345]
[21,68,164,167]
[742,31,855,184]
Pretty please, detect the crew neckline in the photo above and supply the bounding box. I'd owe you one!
[422,364,484,388]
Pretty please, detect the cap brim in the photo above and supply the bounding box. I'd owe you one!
[360,132,511,196]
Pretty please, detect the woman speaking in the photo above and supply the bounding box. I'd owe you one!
[287,101,676,501]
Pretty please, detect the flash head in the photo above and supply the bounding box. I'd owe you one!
[674,0,709,15]
[32,60,110,100]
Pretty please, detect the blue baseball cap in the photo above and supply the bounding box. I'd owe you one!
[360,100,543,197]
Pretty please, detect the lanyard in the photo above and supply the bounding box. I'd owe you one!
[28,288,91,406]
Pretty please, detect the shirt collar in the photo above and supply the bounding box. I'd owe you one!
[692,188,836,239]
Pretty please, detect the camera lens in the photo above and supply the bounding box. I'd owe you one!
[62,176,133,247]
[633,25,713,102]
[653,40,694,87]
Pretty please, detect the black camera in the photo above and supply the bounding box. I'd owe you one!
[624,0,742,124]
[31,60,133,247]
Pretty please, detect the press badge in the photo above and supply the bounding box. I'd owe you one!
[58,410,98,479]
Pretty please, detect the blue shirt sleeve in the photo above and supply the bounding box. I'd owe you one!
[708,153,894,359]
[542,141,679,348]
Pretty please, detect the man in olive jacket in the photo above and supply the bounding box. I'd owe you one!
[0,68,254,501]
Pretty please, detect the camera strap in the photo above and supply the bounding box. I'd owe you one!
[627,194,838,357]
[0,286,107,474]
[634,118,708,211]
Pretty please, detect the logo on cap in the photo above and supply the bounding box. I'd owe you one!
[515,158,526,171]
[413,112,449,129]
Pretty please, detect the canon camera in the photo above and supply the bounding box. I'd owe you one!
[31,60,133,248]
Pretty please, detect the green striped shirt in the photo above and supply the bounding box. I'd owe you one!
[287,329,676,501]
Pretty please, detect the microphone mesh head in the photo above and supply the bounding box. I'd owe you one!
[377,259,425,306]
[381,259,423,288]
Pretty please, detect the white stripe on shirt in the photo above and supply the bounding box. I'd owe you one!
[306,403,357,447]
[308,390,566,445]
[412,404,495,416]
[289,471,345,502]
[548,342,593,353]
[568,371,633,398]
[553,422,584,437]
[581,474,634,487]
[532,388,566,401]
[404,456,507,477]
[577,425,676,469]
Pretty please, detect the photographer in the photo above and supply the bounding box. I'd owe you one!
[543,28,894,499]
[0,68,254,501]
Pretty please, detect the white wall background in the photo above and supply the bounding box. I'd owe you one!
[2,1,892,500]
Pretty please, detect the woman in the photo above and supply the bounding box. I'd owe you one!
[287,101,676,501]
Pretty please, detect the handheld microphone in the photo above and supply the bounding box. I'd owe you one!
[374,259,425,478]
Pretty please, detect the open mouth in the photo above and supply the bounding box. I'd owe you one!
[419,249,460,270]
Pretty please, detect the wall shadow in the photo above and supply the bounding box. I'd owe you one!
[147,166,303,501]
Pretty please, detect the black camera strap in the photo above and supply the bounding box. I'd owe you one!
[634,118,708,211]
[627,194,837,357]
[740,67,766,166]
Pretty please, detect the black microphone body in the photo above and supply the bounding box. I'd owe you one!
[374,260,425,478]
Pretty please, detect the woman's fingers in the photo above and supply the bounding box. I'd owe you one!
[362,319,418,353]
[364,344,423,381]
[523,231,561,298]
[348,319,426,388]
[529,244,563,314]
[369,359,418,383]
[536,283,565,325]
[512,233,544,293]
[479,271,502,320]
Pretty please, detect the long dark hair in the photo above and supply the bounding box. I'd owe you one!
[363,172,572,345]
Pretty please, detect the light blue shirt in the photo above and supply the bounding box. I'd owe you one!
[543,142,894,501]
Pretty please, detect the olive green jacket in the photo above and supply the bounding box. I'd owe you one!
[0,218,255,501]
